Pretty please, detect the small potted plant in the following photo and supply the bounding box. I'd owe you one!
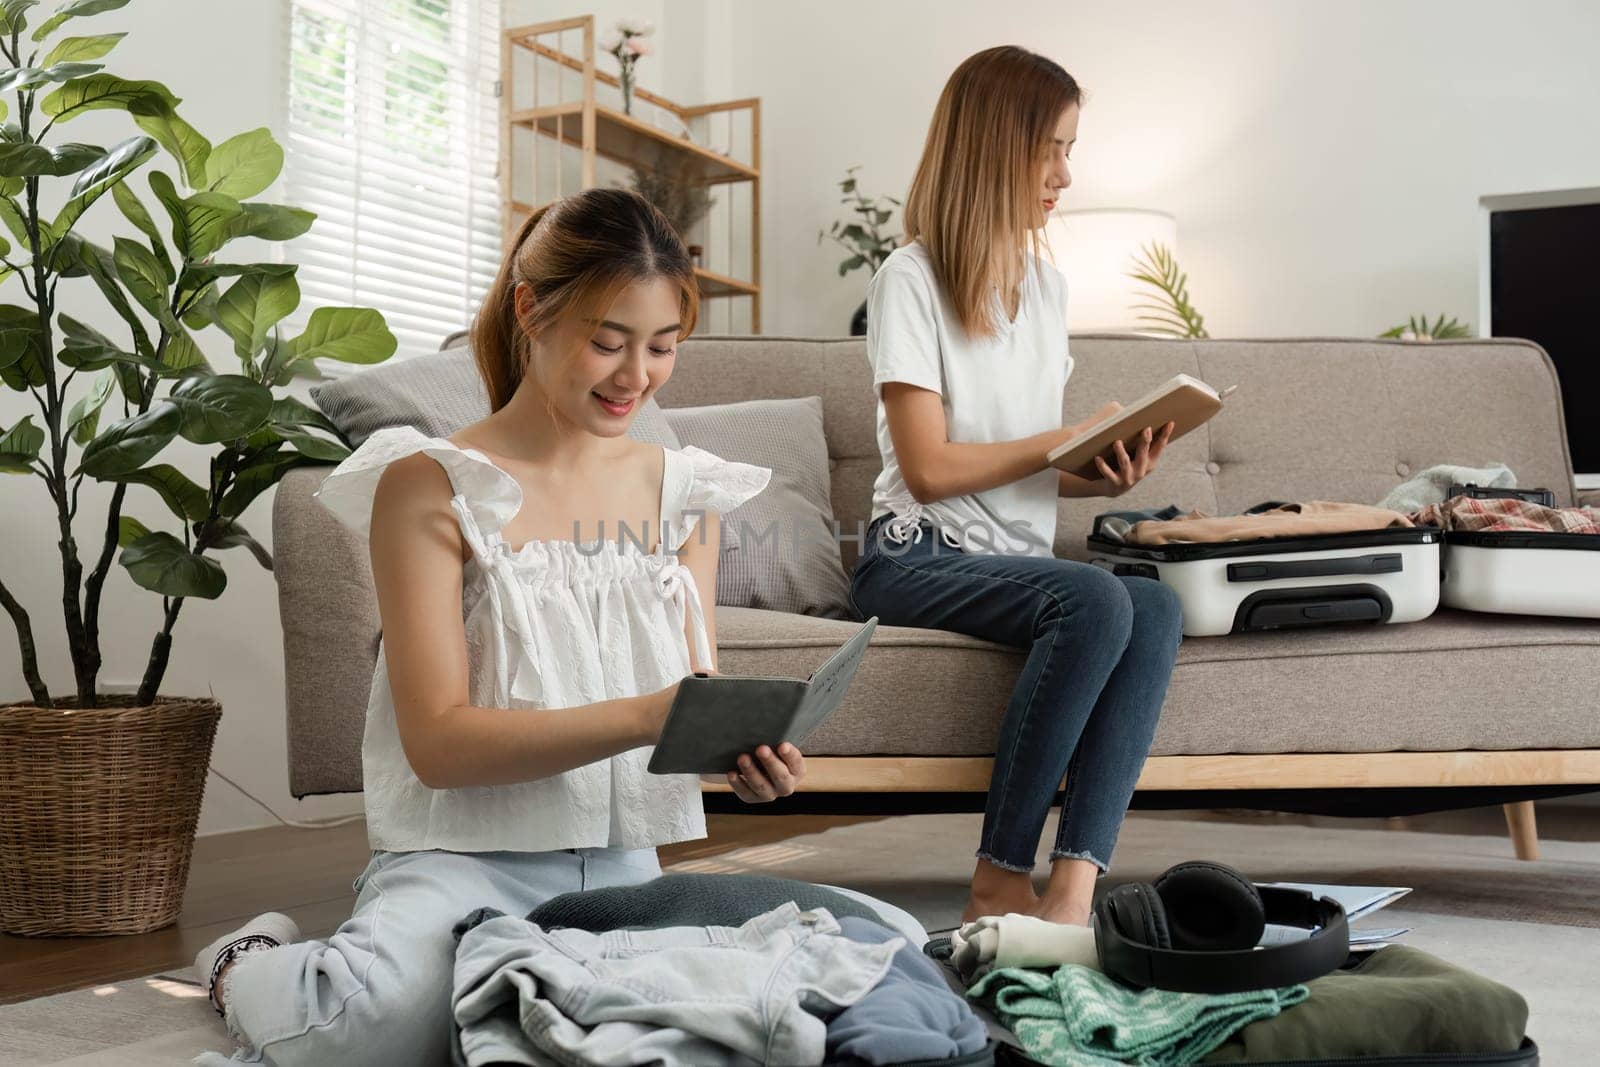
[818,166,900,335]
[0,0,396,936]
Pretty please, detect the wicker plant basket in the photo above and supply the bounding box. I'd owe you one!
[0,697,220,936]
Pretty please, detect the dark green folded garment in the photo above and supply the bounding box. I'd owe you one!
[1201,945,1527,1063]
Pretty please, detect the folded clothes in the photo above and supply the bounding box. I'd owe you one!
[967,964,1306,1066]
[950,914,1099,980]
[1412,495,1600,535]
[1121,501,1413,546]
[1200,945,1528,1062]
[452,903,901,1067]
[826,916,990,1066]
[1378,463,1515,513]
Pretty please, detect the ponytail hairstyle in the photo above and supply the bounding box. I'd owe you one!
[902,46,1083,338]
[471,188,699,412]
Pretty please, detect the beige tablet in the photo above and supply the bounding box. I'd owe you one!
[1047,374,1233,479]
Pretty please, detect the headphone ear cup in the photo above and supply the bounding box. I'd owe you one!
[1102,882,1171,951]
[1153,860,1265,952]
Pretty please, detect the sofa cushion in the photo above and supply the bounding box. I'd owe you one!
[665,396,853,619]
[309,340,681,449]
[712,607,1600,758]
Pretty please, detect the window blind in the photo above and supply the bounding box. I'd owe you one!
[284,0,501,362]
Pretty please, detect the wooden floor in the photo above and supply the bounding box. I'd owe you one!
[0,812,880,1006]
[4,801,1595,1005]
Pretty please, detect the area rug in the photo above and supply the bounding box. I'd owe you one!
[3,811,1596,1065]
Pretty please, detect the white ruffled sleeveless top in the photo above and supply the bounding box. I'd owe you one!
[314,426,771,854]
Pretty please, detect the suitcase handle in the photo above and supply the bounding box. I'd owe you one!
[1227,552,1403,583]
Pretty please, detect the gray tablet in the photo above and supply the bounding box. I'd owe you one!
[646,617,879,775]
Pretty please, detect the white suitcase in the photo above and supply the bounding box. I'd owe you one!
[1442,530,1600,618]
[1088,520,1442,638]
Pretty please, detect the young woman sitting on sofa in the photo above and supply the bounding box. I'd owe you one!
[189,189,914,1067]
[849,45,1185,925]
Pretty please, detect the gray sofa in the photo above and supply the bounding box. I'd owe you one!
[273,335,1600,858]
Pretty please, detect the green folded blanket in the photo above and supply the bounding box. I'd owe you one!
[967,965,1307,1066]
[1201,945,1528,1062]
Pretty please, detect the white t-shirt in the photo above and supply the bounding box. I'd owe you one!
[866,240,1073,557]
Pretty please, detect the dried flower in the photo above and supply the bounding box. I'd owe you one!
[625,37,652,56]
[615,17,655,36]
[599,31,622,52]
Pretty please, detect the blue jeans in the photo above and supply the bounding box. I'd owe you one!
[850,516,1183,873]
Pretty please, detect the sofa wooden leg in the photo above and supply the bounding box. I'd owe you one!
[1503,801,1539,861]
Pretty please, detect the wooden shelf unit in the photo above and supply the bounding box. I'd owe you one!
[502,16,761,330]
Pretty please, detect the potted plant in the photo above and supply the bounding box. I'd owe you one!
[0,0,396,936]
[818,166,900,335]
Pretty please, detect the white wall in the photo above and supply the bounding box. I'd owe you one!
[0,2,362,834]
[725,0,1600,339]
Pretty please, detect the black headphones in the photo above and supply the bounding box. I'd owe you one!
[1094,860,1349,993]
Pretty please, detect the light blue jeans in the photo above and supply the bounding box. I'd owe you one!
[201,847,925,1067]
[202,847,660,1067]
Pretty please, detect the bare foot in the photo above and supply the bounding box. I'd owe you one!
[962,859,1041,923]
[961,884,1040,924]
[1027,898,1091,926]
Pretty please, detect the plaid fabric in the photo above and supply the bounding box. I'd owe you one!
[1412,496,1600,534]
[967,964,1307,1066]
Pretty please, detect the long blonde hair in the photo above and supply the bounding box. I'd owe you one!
[902,46,1082,338]
[471,188,699,412]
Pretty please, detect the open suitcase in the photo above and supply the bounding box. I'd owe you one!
[920,937,1541,1067]
[1437,485,1600,619]
[1086,515,1443,638]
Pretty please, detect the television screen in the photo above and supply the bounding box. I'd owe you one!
[1488,200,1600,476]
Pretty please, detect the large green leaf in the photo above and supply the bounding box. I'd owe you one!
[43,31,125,65]
[66,369,114,445]
[0,0,39,35]
[202,128,281,200]
[133,109,209,189]
[57,312,162,372]
[167,373,272,444]
[52,133,158,237]
[113,235,175,327]
[161,327,209,374]
[119,530,226,599]
[111,179,173,282]
[274,424,350,462]
[39,74,177,122]
[220,450,314,518]
[0,198,27,246]
[0,304,39,370]
[285,307,396,365]
[116,514,150,547]
[78,403,180,477]
[0,140,104,178]
[149,173,242,258]
[216,272,299,359]
[0,61,102,93]
[180,280,219,329]
[0,414,44,472]
[68,134,155,200]
[225,202,314,242]
[111,462,208,521]
[270,394,341,436]
[0,304,45,389]
[73,237,155,360]
[32,0,133,42]
[203,516,273,571]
